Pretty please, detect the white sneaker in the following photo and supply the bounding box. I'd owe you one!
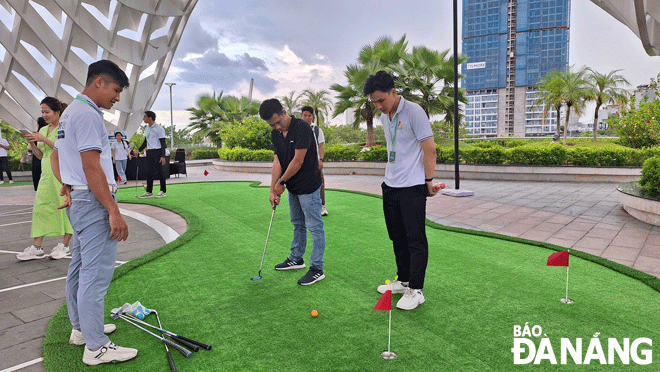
[16,245,46,261]
[155,191,166,198]
[49,243,70,260]
[138,192,153,199]
[396,287,425,310]
[0,181,4,184]
[377,279,408,294]
[70,324,117,345]
[82,341,138,365]
[321,205,328,216]
[8,180,13,184]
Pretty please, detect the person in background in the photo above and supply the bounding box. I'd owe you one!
[0,130,12,185]
[17,97,73,260]
[112,132,131,184]
[29,118,49,191]
[137,111,167,198]
[300,106,328,216]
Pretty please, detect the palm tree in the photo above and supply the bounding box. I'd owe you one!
[392,46,468,124]
[558,66,594,145]
[280,91,301,115]
[300,89,333,124]
[332,36,407,146]
[187,92,260,146]
[533,69,565,138]
[586,68,630,142]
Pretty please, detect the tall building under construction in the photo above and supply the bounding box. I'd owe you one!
[462,0,570,136]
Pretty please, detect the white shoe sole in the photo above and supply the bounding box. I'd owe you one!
[299,274,325,286]
[17,254,47,261]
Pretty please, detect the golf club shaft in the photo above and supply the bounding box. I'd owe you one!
[154,311,177,372]
[134,158,140,197]
[122,312,205,351]
[256,203,278,276]
[116,314,192,357]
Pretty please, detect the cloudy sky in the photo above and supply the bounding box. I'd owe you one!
[151,0,659,127]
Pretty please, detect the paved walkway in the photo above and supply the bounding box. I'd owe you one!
[0,163,657,371]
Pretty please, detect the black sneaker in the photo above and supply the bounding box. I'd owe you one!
[298,266,325,285]
[275,258,306,270]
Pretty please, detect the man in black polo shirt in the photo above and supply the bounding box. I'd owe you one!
[259,98,326,286]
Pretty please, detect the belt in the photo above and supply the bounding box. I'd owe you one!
[71,184,118,193]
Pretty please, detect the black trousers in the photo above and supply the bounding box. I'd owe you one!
[145,151,166,193]
[381,182,429,290]
[0,157,12,181]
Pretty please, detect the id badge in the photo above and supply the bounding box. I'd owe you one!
[388,151,396,163]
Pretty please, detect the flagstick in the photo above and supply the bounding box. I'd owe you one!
[380,309,397,359]
[560,252,574,304]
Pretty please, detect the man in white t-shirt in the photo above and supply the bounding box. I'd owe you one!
[137,111,167,198]
[364,71,439,311]
[0,132,13,184]
[300,106,328,216]
[51,60,138,365]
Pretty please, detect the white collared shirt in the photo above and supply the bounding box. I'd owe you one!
[54,94,116,186]
[144,123,166,149]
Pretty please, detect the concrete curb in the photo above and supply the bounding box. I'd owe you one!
[213,160,642,183]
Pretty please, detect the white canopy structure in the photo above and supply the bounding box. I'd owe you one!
[590,0,660,57]
[0,0,197,136]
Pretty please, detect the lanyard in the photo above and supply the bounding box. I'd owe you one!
[387,112,400,151]
[75,95,103,119]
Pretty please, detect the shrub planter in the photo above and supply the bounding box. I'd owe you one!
[617,182,660,227]
[214,160,641,182]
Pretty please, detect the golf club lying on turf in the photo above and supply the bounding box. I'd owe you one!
[121,312,205,352]
[251,202,277,281]
[153,306,177,372]
[111,310,193,358]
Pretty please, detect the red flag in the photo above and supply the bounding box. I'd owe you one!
[117,175,122,181]
[203,170,209,176]
[373,290,392,311]
[547,251,569,267]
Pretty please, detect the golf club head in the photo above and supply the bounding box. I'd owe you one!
[250,275,262,281]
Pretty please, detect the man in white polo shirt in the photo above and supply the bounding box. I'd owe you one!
[364,70,439,311]
[137,111,167,198]
[51,60,138,365]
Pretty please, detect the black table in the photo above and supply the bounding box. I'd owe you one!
[119,156,170,181]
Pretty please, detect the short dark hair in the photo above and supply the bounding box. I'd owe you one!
[114,132,123,138]
[301,106,314,116]
[363,70,395,96]
[259,99,284,121]
[86,60,129,88]
[41,96,64,115]
[144,111,156,120]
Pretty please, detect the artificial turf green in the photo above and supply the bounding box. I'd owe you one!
[43,181,660,371]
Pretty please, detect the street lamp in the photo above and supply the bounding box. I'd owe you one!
[165,82,176,149]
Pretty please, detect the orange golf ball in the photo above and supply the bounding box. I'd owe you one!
[311,309,319,317]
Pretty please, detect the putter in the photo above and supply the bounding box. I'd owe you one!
[251,202,277,281]
[111,311,193,358]
[122,311,209,351]
[154,309,177,372]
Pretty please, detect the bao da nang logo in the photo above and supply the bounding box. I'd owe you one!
[511,323,652,365]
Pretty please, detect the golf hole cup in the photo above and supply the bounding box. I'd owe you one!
[311,309,318,318]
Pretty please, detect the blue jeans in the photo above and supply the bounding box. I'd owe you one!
[287,187,325,269]
[115,159,127,182]
[66,190,118,350]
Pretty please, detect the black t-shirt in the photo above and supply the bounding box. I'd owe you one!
[272,117,322,195]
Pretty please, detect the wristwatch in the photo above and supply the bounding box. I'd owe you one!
[425,178,433,182]
[278,178,286,186]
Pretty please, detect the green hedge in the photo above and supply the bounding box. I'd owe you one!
[211,143,659,166]
[218,147,274,161]
[191,149,220,159]
[640,157,660,193]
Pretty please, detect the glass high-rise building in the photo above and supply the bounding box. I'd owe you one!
[462,0,570,136]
